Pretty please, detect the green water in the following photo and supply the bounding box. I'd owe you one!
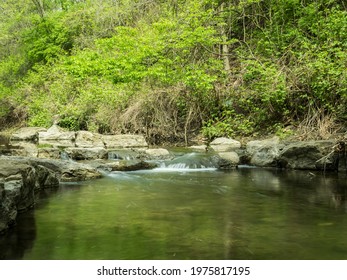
[2,166,347,260]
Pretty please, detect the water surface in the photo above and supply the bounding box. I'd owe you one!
[1,165,347,260]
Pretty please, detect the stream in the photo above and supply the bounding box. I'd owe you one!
[1,152,347,260]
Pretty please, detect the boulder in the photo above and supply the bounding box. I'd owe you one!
[209,137,241,152]
[38,148,61,159]
[75,131,104,148]
[27,158,102,182]
[65,147,108,160]
[38,125,76,148]
[10,127,46,143]
[189,145,208,152]
[110,160,157,171]
[217,152,239,169]
[246,137,281,167]
[278,140,337,170]
[5,142,38,158]
[103,134,148,149]
[0,158,59,234]
[145,148,171,159]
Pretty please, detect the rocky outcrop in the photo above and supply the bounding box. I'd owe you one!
[103,134,148,149]
[278,140,337,170]
[0,158,59,234]
[209,137,241,152]
[217,152,239,169]
[75,131,104,148]
[110,160,158,171]
[65,147,108,160]
[38,148,61,159]
[11,127,47,143]
[246,137,281,167]
[27,158,102,182]
[38,125,76,148]
[145,148,171,159]
[1,142,38,158]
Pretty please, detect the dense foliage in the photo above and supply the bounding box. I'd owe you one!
[1,0,346,143]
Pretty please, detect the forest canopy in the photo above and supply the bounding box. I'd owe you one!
[0,0,346,143]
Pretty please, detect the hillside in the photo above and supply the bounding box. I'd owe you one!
[1,0,347,144]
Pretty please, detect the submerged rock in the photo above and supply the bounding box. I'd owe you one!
[110,160,158,171]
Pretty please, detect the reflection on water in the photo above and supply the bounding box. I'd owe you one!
[2,167,347,260]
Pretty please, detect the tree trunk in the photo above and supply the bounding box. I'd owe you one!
[32,0,45,18]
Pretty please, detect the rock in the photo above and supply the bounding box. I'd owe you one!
[38,125,76,148]
[217,152,239,169]
[27,158,102,182]
[11,142,38,157]
[246,137,281,167]
[65,147,108,160]
[75,131,104,148]
[209,137,241,152]
[90,160,158,172]
[145,148,171,159]
[10,127,46,143]
[103,134,148,149]
[189,145,208,152]
[278,140,337,170]
[0,158,59,234]
[110,160,157,171]
[38,148,61,159]
[34,165,60,189]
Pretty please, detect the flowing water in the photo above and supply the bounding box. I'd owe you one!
[1,152,347,260]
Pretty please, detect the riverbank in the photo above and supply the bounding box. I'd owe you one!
[1,125,347,235]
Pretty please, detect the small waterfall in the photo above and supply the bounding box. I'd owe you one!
[60,151,71,161]
[155,153,218,171]
[108,150,139,161]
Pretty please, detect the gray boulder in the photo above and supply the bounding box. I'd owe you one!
[103,134,148,149]
[2,142,39,158]
[217,152,239,169]
[209,137,241,152]
[38,148,61,159]
[65,147,108,160]
[110,160,157,171]
[27,158,102,182]
[75,131,104,148]
[145,148,171,159]
[0,158,59,234]
[38,125,76,148]
[278,140,337,170]
[246,137,281,167]
[189,145,208,152]
[10,127,46,143]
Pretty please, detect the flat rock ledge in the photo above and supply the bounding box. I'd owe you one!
[0,157,60,234]
[0,155,107,234]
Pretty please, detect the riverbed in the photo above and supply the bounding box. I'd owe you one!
[1,160,347,260]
